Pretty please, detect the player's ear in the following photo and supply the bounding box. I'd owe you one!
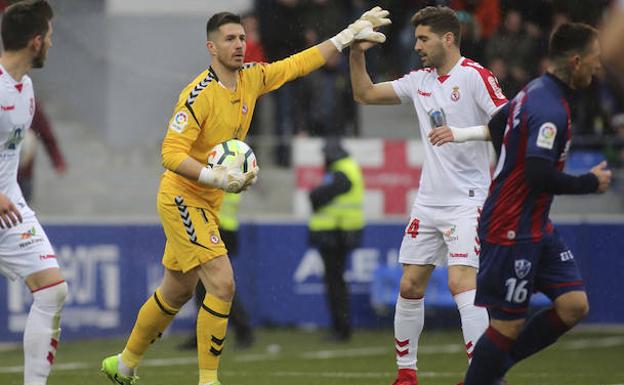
[206,40,217,56]
[443,31,454,47]
[570,53,582,71]
[30,34,43,52]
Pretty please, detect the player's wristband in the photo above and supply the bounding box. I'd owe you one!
[450,125,490,142]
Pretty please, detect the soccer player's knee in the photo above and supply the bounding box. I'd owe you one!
[558,298,590,325]
[399,275,425,298]
[565,301,590,324]
[214,277,235,301]
[34,281,68,314]
[447,276,470,295]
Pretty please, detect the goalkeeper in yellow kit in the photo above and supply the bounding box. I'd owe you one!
[101,7,391,385]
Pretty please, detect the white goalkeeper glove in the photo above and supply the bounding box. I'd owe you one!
[198,165,258,193]
[330,6,391,52]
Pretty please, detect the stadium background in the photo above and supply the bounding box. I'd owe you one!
[1,1,624,384]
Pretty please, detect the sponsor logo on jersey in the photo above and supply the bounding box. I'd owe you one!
[514,259,532,279]
[560,250,574,261]
[417,89,431,97]
[449,252,468,258]
[1,105,15,111]
[443,225,458,241]
[4,126,25,150]
[20,227,37,240]
[488,76,505,100]
[169,111,188,133]
[536,122,557,149]
[39,254,56,261]
[450,86,461,102]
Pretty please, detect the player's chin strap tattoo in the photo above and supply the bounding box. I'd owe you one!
[174,196,211,250]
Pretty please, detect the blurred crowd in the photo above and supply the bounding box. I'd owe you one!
[248,0,624,170]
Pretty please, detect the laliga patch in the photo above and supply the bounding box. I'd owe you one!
[169,111,189,133]
[536,122,557,149]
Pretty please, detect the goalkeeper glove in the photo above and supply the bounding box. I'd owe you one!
[198,165,258,193]
[330,6,391,52]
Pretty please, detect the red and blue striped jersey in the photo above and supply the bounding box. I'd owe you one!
[479,73,573,245]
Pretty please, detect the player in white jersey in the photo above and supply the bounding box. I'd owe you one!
[0,2,67,385]
[349,6,507,385]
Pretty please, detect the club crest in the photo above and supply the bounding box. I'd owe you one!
[514,259,532,279]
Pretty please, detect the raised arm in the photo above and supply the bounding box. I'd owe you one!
[349,42,401,105]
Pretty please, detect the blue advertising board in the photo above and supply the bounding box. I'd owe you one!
[0,221,622,341]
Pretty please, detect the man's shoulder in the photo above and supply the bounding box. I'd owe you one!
[180,69,217,108]
[523,80,568,121]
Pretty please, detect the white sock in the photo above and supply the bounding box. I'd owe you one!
[24,281,67,385]
[117,354,136,376]
[454,289,489,362]
[394,295,424,370]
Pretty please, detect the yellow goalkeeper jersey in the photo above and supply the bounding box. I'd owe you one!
[159,46,325,216]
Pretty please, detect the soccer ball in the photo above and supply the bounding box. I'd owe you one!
[207,139,258,174]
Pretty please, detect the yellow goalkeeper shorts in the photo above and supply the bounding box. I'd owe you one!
[157,192,227,273]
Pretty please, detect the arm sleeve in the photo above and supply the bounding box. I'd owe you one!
[525,157,599,195]
[488,102,510,159]
[309,171,352,212]
[161,103,203,171]
[468,63,508,116]
[525,105,567,163]
[391,72,417,104]
[258,46,326,95]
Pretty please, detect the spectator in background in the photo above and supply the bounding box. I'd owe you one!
[240,12,267,159]
[302,0,359,137]
[485,9,539,90]
[456,10,484,63]
[488,55,522,97]
[450,0,501,39]
[308,139,365,342]
[18,101,67,203]
[257,0,309,166]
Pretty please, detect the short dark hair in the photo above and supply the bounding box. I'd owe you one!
[411,6,461,46]
[548,22,598,61]
[1,0,53,51]
[206,12,241,39]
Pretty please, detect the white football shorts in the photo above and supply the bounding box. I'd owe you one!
[0,211,58,280]
[399,204,481,268]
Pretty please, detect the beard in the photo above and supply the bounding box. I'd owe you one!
[31,45,47,68]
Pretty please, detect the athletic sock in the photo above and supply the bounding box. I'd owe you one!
[505,308,571,370]
[463,326,514,385]
[394,295,424,370]
[197,293,231,384]
[23,281,67,385]
[120,288,179,372]
[454,289,489,362]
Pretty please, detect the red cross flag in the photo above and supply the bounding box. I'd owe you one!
[293,138,424,219]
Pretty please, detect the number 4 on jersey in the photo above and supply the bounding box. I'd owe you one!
[406,218,420,238]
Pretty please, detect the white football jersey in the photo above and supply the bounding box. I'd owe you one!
[0,64,35,214]
[392,57,507,207]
